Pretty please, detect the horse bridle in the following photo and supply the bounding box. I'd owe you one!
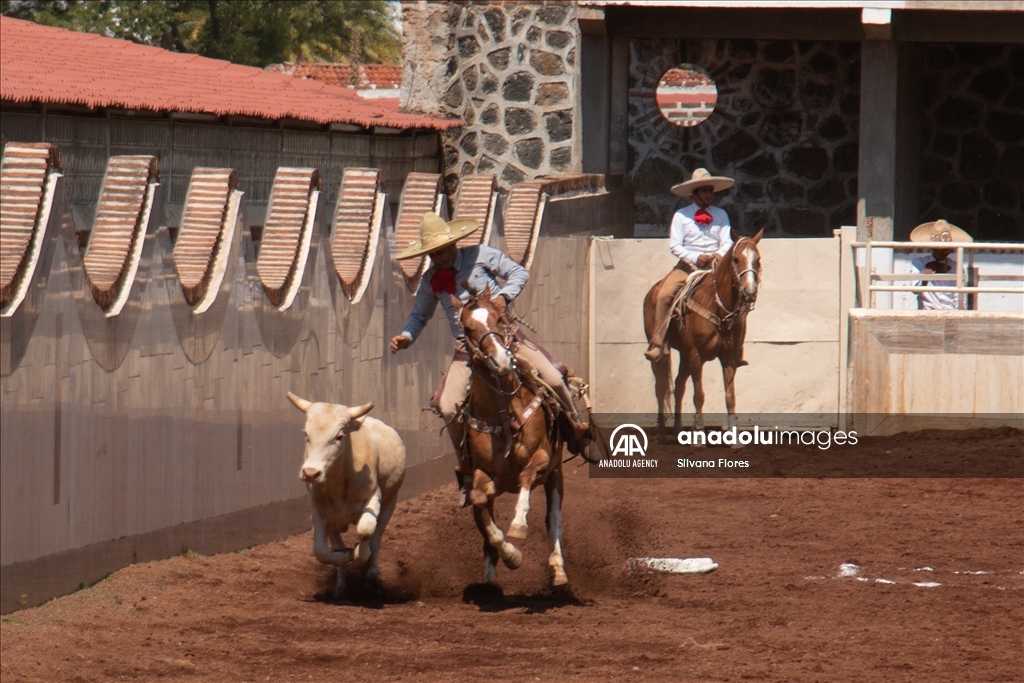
[712,237,761,325]
[461,302,523,395]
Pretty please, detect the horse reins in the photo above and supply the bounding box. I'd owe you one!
[459,300,553,459]
[708,237,760,329]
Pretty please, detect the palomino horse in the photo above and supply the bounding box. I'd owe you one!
[643,229,763,439]
[452,284,569,587]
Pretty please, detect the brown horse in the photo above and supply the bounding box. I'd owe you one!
[643,229,763,439]
[452,284,569,587]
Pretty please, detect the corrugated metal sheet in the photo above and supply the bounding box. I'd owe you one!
[173,168,237,305]
[0,16,460,131]
[82,155,158,308]
[256,167,319,306]
[453,175,498,245]
[331,168,383,299]
[0,143,60,307]
[394,172,443,286]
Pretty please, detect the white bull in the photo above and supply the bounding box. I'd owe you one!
[287,392,406,597]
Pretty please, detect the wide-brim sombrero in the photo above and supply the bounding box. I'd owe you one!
[909,218,973,244]
[396,212,480,260]
[671,168,735,197]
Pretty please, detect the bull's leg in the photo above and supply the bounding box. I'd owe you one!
[353,490,382,565]
[312,507,354,567]
[365,493,397,584]
[508,450,550,540]
[544,467,568,587]
[471,471,522,572]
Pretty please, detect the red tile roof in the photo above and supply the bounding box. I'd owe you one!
[0,16,458,131]
[359,64,402,90]
[268,63,402,91]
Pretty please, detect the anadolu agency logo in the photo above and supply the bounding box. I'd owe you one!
[599,424,659,469]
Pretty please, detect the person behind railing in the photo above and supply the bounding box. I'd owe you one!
[909,219,973,310]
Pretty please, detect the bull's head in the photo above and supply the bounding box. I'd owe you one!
[287,392,374,485]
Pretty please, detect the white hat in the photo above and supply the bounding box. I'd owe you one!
[396,212,480,260]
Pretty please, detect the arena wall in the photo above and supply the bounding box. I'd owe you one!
[0,175,591,613]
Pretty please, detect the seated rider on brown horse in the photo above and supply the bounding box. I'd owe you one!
[645,168,737,363]
[389,212,595,507]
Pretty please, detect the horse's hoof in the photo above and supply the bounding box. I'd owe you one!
[507,522,528,540]
[552,570,569,587]
[503,548,523,570]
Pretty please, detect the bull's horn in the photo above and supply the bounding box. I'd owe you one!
[287,392,312,413]
[347,401,374,420]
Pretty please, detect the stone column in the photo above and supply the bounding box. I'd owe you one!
[857,9,923,241]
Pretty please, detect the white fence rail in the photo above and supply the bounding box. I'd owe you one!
[852,240,1024,310]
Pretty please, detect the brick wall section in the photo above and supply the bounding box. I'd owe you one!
[919,43,1024,241]
[331,168,383,298]
[172,168,237,306]
[256,167,320,307]
[82,156,158,308]
[630,38,861,237]
[401,1,580,200]
[0,143,60,308]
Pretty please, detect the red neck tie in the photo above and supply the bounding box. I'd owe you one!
[694,208,713,225]
[430,268,457,295]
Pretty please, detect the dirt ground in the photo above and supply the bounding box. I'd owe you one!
[2,428,1022,683]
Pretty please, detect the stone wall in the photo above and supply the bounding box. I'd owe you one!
[629,38,861,237]
[919,43,1024,242]
[401,1,580,202]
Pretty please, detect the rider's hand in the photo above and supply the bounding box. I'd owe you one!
[697,253,713,268]
[390,334,410,354]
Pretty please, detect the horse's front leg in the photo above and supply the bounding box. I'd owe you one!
[471,469,522,578]
[689,353,706,431]
[673,355,689,433]
[721,362,738,429]
[544,465,568,587]
[652,354,672,443]
[508,446,551,540]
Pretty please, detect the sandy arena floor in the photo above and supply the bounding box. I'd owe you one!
[2,428,1021,682]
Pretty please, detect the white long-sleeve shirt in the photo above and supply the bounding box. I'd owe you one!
[669,203,733,267]
[911,255,959,310]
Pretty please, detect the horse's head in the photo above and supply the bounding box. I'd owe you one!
[728,228,763,304]
[453,282,514,376]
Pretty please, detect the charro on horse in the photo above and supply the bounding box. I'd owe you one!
[641,167,762,438]
[643,228,763,439]
[453,283,593,587]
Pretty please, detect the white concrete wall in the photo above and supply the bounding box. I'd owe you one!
[590,236,841,418]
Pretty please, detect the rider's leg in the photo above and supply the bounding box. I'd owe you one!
[646,268,689,361]
[516,341,587,435]
[433,357,473,506]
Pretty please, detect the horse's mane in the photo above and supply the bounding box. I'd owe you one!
[687,241,739,312]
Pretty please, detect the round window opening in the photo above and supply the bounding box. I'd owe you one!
[656,65,717,128]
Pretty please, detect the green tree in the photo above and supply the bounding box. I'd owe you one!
[2,0,401,66]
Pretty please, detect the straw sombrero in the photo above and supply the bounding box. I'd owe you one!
[909,218,973,244]
[670,168,735,197]
[396,212,480,260]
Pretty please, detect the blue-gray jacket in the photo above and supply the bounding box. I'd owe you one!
[400,244,529,342]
